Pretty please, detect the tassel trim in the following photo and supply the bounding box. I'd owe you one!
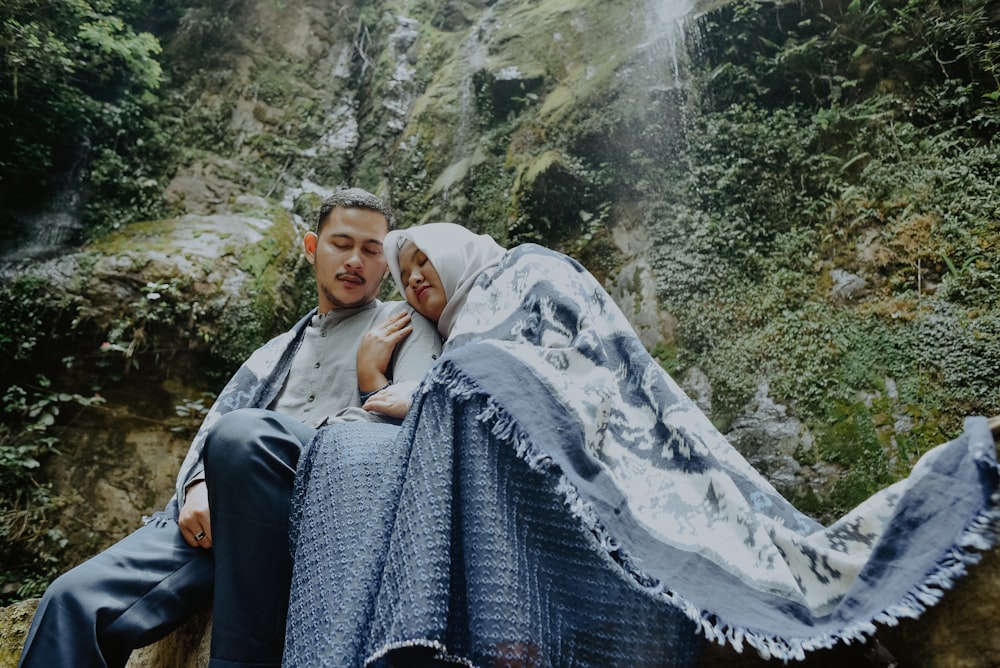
[412,361,1000,663]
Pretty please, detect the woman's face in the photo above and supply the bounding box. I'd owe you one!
[398,240,447,322]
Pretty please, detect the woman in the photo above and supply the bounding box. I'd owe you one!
[385,223,506,335]
[284,223,1000,667]
[357,223,506,419]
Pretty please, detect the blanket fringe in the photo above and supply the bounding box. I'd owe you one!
[423,362,1000,663]
[366,637,476,668]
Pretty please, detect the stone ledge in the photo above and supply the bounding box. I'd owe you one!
[0,599,211,668]
[126,609,212,668]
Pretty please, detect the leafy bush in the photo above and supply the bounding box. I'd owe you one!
[643,0,1000,514]
[0,277,103,601]
[1,378,105,603]
[0,0,163,214]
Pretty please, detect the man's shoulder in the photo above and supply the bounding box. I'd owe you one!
[373,300,407,316]
[372,300,438,337]
[240,315,309,375]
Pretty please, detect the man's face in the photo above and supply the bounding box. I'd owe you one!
[304,206,389,312]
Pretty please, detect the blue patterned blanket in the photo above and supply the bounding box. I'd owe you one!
[285,244,1000,666]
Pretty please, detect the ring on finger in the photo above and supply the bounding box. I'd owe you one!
[194,530,206,541]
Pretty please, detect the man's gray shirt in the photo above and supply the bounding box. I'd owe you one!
[269,300,440,425]
[177,300,441,499]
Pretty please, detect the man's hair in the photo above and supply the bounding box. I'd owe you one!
[316,188,396,234]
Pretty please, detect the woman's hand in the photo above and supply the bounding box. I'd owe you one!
[363,380,419,420]
[357,311,413,393]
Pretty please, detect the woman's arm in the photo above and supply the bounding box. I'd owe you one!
[357,307,443,419]
[362,380,419,419]
[356,310,413,395]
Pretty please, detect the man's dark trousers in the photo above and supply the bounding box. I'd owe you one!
[17,408,315,668]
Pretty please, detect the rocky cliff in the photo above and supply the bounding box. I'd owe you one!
[1,0,998,664]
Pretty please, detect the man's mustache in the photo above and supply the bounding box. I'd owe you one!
[337,271,366,284]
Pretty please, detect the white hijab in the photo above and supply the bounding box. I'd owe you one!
[385,223,507,339]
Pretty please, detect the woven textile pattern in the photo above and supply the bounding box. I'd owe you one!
[285,409,704,667]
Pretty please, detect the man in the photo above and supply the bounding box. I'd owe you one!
[18,188,442,667]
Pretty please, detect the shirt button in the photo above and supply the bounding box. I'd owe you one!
[314,362,321,369]
[320,332,326,337]
[307,394,315,402]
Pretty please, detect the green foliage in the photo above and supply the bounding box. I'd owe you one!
[78,13,162,90]
[463,153,516,244]
[83,93,183,234]
[646,0,1000,513]
[0,276,49,365]
[102,278,205,368]
[0,0,163,210]
[1,374,105,604]
[509,151,609,248]
[216,209,315,368]
[170,0,238,52]
[825,121,1000,307]
[810,400,895,519]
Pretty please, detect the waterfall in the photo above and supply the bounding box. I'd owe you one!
[624,0,698,180]
[0,141,88,271]
[453,6,494,159]
[641,0,696,84]
[436,5,497,206]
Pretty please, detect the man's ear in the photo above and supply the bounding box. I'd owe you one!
[303,232,318,264]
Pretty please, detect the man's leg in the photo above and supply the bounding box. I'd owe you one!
[18,516,214,668]
[203,407,316,668]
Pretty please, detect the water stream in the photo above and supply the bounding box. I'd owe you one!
[0,141,88,272]
[641,0,697,85]
[438,5,498,206]
[1,214,83,273]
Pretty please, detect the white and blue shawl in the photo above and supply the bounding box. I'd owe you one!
[285,244,999,666]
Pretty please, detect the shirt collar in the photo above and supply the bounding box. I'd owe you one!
[311,299,380,328]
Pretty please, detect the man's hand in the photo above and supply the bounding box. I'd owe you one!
[178,480,212,548]
[362,380,419,420]
[357,311,413,393]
